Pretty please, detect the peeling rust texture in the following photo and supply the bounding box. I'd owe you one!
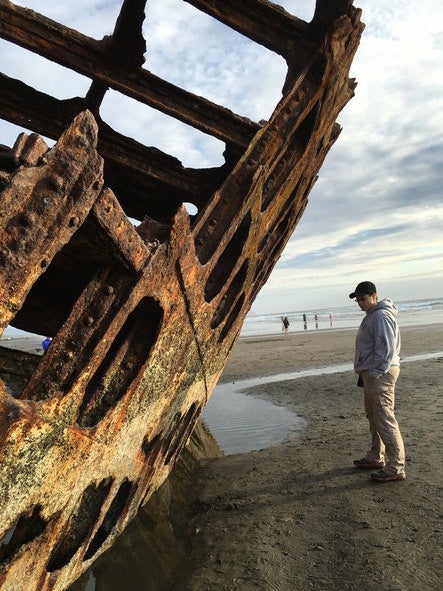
[0,1,364,589]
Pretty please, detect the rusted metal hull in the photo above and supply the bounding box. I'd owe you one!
[0,1,364,589]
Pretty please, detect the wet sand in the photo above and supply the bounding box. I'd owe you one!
[0,335,45,355]
[175,324,443,591]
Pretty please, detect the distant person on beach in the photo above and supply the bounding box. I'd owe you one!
[329,313,333,327]
[314,314,318,329]
[41,337,52,353]
[282,316,290,333]
[302,313,307,330]
[350,281,405,483]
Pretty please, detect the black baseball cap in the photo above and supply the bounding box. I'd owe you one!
[349,281,376,299]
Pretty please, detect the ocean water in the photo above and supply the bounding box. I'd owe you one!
[2,297,442,352]
[241,297,443,337]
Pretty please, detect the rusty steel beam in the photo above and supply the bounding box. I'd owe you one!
[107,0,147,67]
[0,0,259,147]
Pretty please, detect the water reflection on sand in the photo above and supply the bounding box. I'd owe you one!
[201,385,302,455]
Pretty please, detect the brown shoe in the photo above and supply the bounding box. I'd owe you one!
[353,458,385,469]
[370,470,406,482]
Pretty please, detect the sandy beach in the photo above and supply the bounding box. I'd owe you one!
[175,324,443,591]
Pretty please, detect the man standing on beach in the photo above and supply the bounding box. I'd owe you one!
[350,281,406,483]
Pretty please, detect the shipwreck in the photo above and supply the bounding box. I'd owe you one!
[0,1,364,589]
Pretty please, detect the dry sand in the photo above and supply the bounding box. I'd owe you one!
[175,324,443,591]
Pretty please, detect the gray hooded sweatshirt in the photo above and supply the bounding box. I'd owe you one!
[354,298,401,378]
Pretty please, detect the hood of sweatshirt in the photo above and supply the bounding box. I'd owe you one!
[367,297,398,318]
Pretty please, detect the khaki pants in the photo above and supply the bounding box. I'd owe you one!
[362,366,405,475]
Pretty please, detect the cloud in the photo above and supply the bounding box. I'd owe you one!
[144,0,288,120]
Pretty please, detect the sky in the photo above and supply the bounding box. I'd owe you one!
[1,0,442,314]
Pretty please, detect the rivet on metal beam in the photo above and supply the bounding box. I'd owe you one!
[0,247,11,261]
[47,175,64,191]
[19,212,35,226]
[69,216,80,227]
